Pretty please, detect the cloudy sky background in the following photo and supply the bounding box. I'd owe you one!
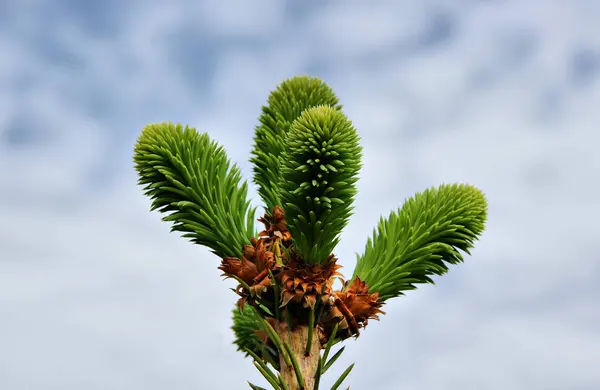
[1,0,599,389]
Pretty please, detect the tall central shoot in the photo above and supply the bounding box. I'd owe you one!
[280,105,362,265]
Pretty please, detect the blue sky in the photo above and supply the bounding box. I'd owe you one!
[1,1,599,389]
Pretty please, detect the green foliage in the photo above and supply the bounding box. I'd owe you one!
[352,183,487,301]
[133,122,256,259]
[232,305,280,370]
[134,76,490,390]
[250,76,342,212]
[279,105,363,264]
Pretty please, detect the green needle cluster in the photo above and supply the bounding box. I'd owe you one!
[352,183,488,301]
[133,122,256,259]
[251,76,342,212]
[279,106,362,264]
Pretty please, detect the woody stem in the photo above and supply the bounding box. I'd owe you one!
[275,321,320,390]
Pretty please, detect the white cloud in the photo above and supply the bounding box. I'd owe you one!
[1,0,599,389]
[196,0,285,37]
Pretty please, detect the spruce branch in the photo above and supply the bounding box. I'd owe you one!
[134,76,490,390]
[279,105,362,264]
[250,76,342,212]
[351,183,488,301]
[133,122,257,259]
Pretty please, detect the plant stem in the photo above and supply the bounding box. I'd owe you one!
[304,308,315,356]
[275,321,320,390]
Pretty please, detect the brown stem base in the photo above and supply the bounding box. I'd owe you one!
[275,322,320,390]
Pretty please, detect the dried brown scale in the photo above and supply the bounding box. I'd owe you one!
[335,297,360,335]
[219,206,291,311]
[218,205,385,348]
[276,252,342,312]
[257,205,289,239]
[338,277,385,325]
